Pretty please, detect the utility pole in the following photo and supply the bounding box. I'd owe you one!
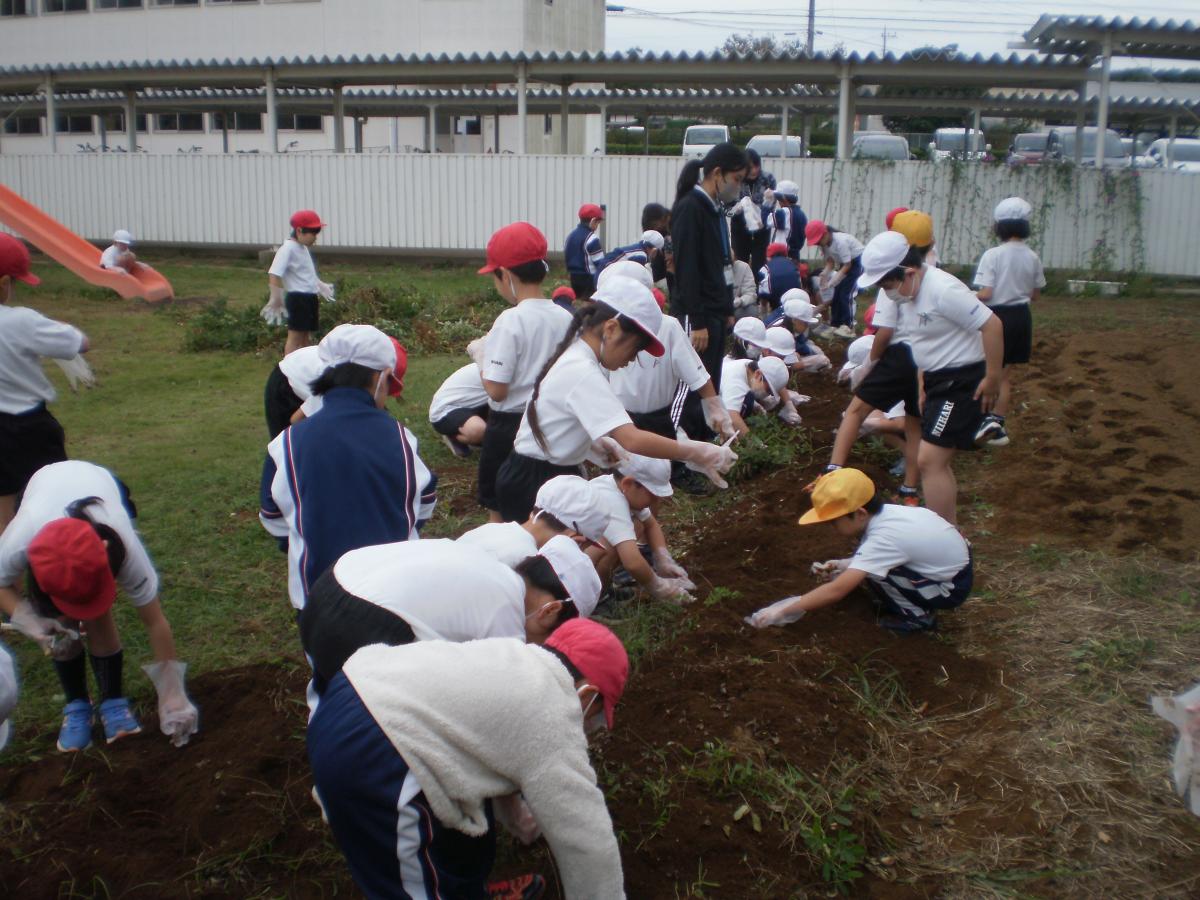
[881,29,897,54]
[806,0,815,54]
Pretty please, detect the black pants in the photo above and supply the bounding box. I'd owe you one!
[264,364,304,439]
[0,404,67,496]
[569,272,596,301]
[495,452,581,524]
[674,311,728,441]
[731,221,770,273]
[629,405,677,440]
[476,410,523,511]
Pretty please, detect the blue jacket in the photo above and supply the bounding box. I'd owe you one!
[756,257,802,308]
[770,205,808,260]
[564,224,604,280]
[599,242,649,272]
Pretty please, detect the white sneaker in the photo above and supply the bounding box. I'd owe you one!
[833,325,857,339]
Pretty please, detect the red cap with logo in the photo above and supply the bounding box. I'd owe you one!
[0,234,40,286]
[388,337,408,396]
[544,618,629,729]
[477,222,548,275]
[578,203,604,222]
[27,519,116,621]
[289,209,327,229]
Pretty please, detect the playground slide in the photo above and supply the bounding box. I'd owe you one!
[0,184,173,302]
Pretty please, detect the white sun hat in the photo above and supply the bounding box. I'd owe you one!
[534,475,608,543]
[763,327,800,364]
[857,230,911,289]
[538,534,602,618]
[617,452,673,499]
[640,230,666,251]
[993,197,1033,222]
[756,356,790,398]
[591,276,665,357]
[597,259,653,290]
[317,323,397,372]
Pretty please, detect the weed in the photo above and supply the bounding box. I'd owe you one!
[674,861,720,898]
[839,655,912,724]
[1025,543,1065,570]
[602,599,687,672]
[703,586,742,608]
[1070,636,1155,676]
[731,415,809,480]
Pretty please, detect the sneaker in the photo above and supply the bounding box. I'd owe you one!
[487,875,546,900]
[98,697,142,744]
[987,424,1010,448]
[897,487,921,507]
[973,415,1007,447]
[440,434,471,459]
[56,700,94,752]
[671,468,715,497]
[879,612,937,634]
[810,323,835,340]
[833,324,857,339]
[612,566,637,589]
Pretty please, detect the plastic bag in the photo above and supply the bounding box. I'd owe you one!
[1151,681,1200,816]
[739,196,763,233]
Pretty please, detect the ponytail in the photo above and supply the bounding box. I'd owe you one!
[675,160,705,202]
[675,142,749,202]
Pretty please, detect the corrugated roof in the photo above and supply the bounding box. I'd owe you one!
[1022,15,1200,60]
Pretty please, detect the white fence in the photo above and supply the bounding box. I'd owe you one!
[1,154,1198,276]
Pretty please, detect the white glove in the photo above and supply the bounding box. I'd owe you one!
[778,403,802,427]
[1151,682,1200,816]
[678,435,738,489]
[759,393,780,412]
[801,354,832,374]
[651,548,690,582]
[701,395,737,442]
[494,793,542,845]
[317,280,337,303]
[49,630,84,662]
[763,189,776,208]
[828,271,844,289]
[849,358,876,392]
[260,284,286,326]
[811,558,850,581]
[51,355,96,392]
[586,435,630,469]
[142,660,199,748]
[818,270,831,289]
[818,285,835,305]
[745,596,807,628]
[649,575,695,605]
[8,599,74,655]
[787,390,811,405]
[466,337,487,368]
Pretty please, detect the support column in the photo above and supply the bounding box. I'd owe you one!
[644,114,650,154]
[98,114,108,152]
[353,117,363,154]
[516,62,528,155]
[390,115,400,153]
[597,103,607,156]
[427,103,436,153]
[220,110,230,154]
[44,79,57,154]
[780,104,789,159]
[124,89,137,152]
[332,85,345,153]
[802,114,811,157]
[1167,115,1178,169]
[836,66,854,160]
[493,114,500,154]
[1095,32,1113,170]
[559,83,570,154]
[1074,78,1087,166]
[972,105,982,157]
[265,67,278,153]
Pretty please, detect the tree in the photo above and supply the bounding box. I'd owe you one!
[719,33,804,57]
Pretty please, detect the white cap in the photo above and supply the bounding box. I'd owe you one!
[539,534,602,618]
[857,230,910,289]
[732,316,767,346]
[456,522,538,569]
[0,644,16,752]
[616,452,673,499]
[781,291,819,324]
[318,323,397,373]
[775,180,800,198]
[112,229,134,245]
[756,356,790,398]
[763,327,799,364]
[591,276,666,358]
[640,230,665,251]
[994,196,1032,222]
[534,475,608,543]
[597,259,653,290]
[840,334,874,377]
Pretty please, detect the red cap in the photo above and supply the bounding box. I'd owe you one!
[766,242,789,260]
[478,222,548,275]
[885,206,909,230]
[798,262,810,280]
[0,234,40,286]
[27,519,116,621]
[650,287,666,310]
[388,337,407,396]
[804,220,828,245]
[544,618,628,730]
[864,302,877,335]
[552,285,576,303]
[578,203,604,222]
[289,209,327,229]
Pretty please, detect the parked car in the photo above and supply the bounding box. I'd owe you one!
[681,124,730,160]
[1044,127,1128,167]
[852,133,911,161]
[928,128,990,162]
[745,134,806,159]
[1006,132,1049,166]
[1120,138,1157,169]
[1146,138,1200,173]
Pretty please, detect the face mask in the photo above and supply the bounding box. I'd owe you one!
[525,600,555,621]
[506,274,518,302]
[373,370,389,406]
[577,686,607,734]
[716,174,741,204]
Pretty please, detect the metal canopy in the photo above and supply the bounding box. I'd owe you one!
[1017,16,1200,62]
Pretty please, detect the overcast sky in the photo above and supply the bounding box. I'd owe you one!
[603,2,1200,68]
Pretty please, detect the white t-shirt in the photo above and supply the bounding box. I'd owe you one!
[429,363,490,424]
[482,299,572,413]
[277,345,328,418]
[866,294,911,345]
[609,316,709,415]
[512,340,632,465]
[590,474,652,548]
[849,504,969,583]
[826,232,865,267]
[456,522,538,569]
[0,461,159,607]
[720,357,754,413]
[333,539,526,643]
[973,241,1046,308]
[895,267,993,373]
[99,245,125,269]
[268,239,319,294]
[0,306,86,415]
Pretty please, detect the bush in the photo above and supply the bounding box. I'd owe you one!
[731,414,811,480]
[183,298,276,353]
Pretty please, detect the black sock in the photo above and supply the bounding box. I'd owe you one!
[53,653,90,704]
[89,650,124,702]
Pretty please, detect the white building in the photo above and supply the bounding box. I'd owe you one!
[0,0,605,154]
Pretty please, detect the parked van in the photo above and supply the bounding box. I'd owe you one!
[682,124,730,160]
[1044,127,1127,167]
[928,128,989,162]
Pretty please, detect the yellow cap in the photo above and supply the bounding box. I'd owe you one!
[891,210,934,248]
[799,468,876,525]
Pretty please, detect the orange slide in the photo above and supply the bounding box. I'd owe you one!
[0,184,173,302]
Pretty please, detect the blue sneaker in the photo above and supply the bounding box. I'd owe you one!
[98,697,142,744]
[56,700,94,752]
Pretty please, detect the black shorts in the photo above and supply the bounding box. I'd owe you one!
[264,364,304,439]
[855,342,920,417]
[991,304,1032,366]
[0,405,67,496]
[921,361,986,451]
[495,452,581,524]
[629,405,676,440]
[476,409,523,511]
[285,292,320,332]
[299,569,417,695]
[569,273,596,301]
[432,404,489,439]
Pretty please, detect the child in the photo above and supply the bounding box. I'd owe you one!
[476,223,573,521]
[885,206,908,229]
[765,290,832,373]
[805,219,865,338]
[731,257,758,320]
[839,336,908,475]
[891,209,940,269]
[757,242,803,313]
[720,355,790,436]
[746,468,973,633]
[769,180,808,261]
[0,460,198,750]
[551,284,577,313]
[641,201,672,296]
[587,454,694,604]
[731,316,766,360]
[972,197,1045,448]
[0,234,91,534]
[428,362,490,459]
[563,203,605,299]
[600,230,664,272]
[495,276,737,523]
[99,230,140,273]
[263,209,333,355]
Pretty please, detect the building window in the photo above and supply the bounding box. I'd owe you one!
[102,112,148,132]
[153,0,198,6]
[55,114,94,134]
[156,112,204,132]
[543,114,552,135]
[95,0,143,7]
[3,115,41,135]
[0,1,34,15]
[43,0,86,11]
[454,116,482,136]
[277,113,323,131]
[211,112,262,132]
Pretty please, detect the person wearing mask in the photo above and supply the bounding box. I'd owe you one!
[730,148,777,272]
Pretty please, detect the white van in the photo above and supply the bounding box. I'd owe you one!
[928,128,989,162]
[681,124,730,160]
